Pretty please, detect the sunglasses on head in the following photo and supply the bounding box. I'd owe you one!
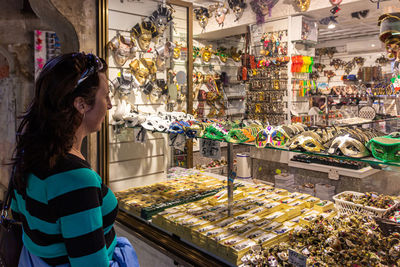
[75,53,104,88]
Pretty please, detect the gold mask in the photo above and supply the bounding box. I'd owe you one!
[173,42,182,59]
[201,45,213,62]
[131,21,158,51]
[129,58,157,86]
[295,0,310,12]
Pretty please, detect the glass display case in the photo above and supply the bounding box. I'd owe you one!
[97,0,400,266]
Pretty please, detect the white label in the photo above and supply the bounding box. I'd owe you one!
[288,249,307,267]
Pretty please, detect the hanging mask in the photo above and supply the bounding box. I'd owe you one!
[230,47,242,62]
[330,0,342,5]
[209,3,229,27]
[148,5,174,36]
[112,70,136,95]
[107,33,136,66]
[194,7,211,31]
[328,134,370,158]
[228,0,247,22]
[201,45,214,62]
[173,42,182,59]
[129,58,157,86]
[149,86,163,103]
[131,21,158,51]
[250,0,279,24]
[367,132,400,163]
[294,0,311,12]
[289,131,326,152]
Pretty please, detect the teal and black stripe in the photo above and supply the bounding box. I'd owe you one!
[11,154,118,266]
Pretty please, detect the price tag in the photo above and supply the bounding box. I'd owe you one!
[199,139,221,159]
[288,249,307,267]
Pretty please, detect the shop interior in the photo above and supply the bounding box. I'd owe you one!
[60,0,400,266]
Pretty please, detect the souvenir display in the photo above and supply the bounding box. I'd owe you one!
[103,3,400,266]
[130,21,158,51]
[116,173,226,219]
[152,182,340,265]
[241,215,400,266]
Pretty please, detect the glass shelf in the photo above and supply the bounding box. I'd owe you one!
[110,116,400,170]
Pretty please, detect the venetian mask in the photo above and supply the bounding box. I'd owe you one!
[328,134,370,158]
[269,126,291,148]
[107,33,136,67]
[201,45,213,62]
[149,86,163,103]
[129,58,157,86]
[173,42,182,59]
[149,5,174,36]
[289,131,326,152]
[230,47,242,62]
[112,71,136,95]
[216,47,228,63]
[267,256,278,267]
[194,7,211,31]
[131,21,158,51]
[209,3,229,27]
[228,0,247,22]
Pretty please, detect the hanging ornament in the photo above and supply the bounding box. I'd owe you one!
[228,0,247,22]
[293,0,311,12]
[209,2,229,27]
[194,7,211,31]
[250,0,279,24]
[329,0,342,5]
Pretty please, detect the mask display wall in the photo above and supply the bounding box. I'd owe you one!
[131,21,158,51]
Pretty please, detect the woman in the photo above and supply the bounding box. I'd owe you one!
[10,53,138,267]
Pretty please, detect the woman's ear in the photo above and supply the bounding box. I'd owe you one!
[73,96,87,114]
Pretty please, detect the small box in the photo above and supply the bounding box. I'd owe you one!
[313,200,335,212]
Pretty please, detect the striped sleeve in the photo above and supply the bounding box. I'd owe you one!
[47,168,109,267]
[10,192,21,221]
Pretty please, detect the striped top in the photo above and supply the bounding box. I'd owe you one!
[10,154,118,266]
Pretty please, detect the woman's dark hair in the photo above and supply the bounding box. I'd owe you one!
[12,52,108,192]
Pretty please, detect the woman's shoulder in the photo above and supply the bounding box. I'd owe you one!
[42,154,102,200]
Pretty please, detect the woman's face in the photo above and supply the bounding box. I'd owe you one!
[84,72,112,133]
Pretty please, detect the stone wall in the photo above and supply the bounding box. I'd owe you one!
[0,0,97,200]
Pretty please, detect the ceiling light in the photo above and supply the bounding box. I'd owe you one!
[328,22,336,29]
[371,44,376,47]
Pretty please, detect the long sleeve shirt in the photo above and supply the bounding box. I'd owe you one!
[11,154,118,266]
